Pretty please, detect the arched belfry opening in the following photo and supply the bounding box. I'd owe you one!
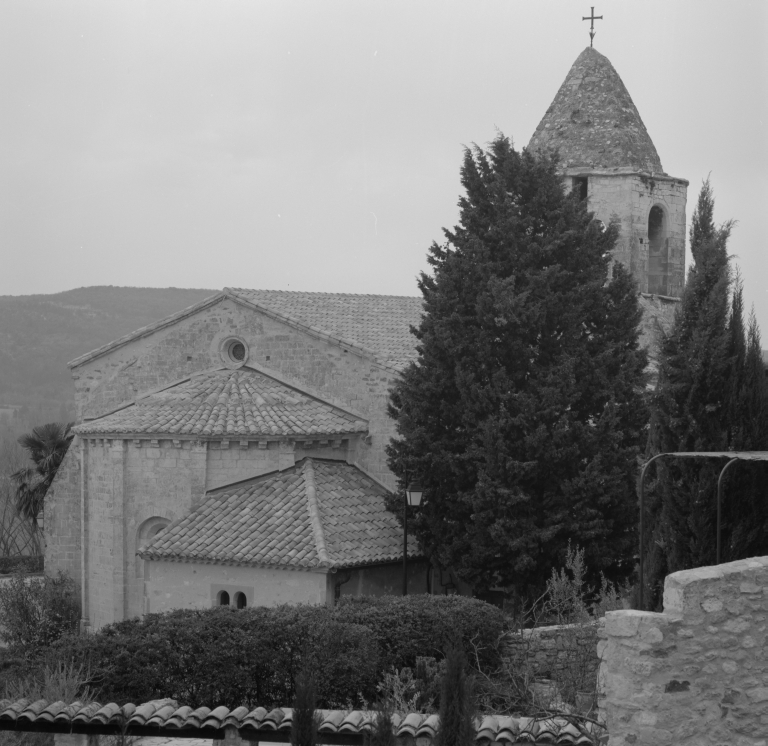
[647,205,669,296]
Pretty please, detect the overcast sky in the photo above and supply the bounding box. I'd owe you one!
[1,1,766,328]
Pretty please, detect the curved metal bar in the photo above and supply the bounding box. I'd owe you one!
[717,458,739,565]
[637,453,669,610]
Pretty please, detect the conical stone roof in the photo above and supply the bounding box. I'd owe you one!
[528,47,663,173]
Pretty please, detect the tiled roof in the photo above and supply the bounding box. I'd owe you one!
[528,47,664,173]
[138,458,419,570]
[0,698,607,744]
[68,289,423,371]
[228,289,423,369]
[73,368,368,438]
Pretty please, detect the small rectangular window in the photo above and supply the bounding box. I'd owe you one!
[572,176,588,201]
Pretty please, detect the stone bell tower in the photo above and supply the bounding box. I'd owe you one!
[529,47,688,298]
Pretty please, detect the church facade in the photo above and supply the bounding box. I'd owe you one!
[44,46,687,630]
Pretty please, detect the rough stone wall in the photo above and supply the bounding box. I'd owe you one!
[85,440,126,628]
[70,296,400,488]
[599,556,768,745]
[43,442,82,583]
[579,172,687,298]
[504,621,601,682]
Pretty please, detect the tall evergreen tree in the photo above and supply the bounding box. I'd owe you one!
[387,135,648,598]
[644,179,768,607]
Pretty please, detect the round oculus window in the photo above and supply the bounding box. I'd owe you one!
[220,337,249,367]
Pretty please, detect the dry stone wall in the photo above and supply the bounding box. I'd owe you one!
[599,556,768,745]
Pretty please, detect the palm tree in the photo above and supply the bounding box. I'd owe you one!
[11,422,74,527]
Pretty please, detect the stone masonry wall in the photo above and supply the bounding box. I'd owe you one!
[43,443,82,583]
[566,172,687,298]
[599,556,768,745]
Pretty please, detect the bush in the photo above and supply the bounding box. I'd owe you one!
[0,569,80,651]
[332,595,505,673]
[51,604,379,709]
[45,595,504,711]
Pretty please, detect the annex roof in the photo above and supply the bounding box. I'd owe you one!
[73,368,367,438]
[68,289,424,372]
[0,697,605,744]
[528,47,664,173]
[138,458,419,570]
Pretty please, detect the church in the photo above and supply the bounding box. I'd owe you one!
[44,46,687,630]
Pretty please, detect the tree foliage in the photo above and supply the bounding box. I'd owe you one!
[644,179,768,607]
[387,135,648,597]
[10,422,73,525]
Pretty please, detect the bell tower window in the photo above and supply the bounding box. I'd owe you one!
[572,176,588,201]
[647,205,669,295]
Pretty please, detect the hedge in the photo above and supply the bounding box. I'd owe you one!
[332,595,504,673]
[50,595,505,709]
[52,604,377,709]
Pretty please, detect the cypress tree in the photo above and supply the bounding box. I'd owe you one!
[290,671,318,746]
[434,644,475,746]
[387,134,648,598]
[645,179,768,606]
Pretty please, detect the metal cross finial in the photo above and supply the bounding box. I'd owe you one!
[582,6,603,47]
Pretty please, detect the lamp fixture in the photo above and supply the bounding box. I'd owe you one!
[405,482,424,507]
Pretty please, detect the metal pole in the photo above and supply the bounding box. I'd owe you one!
[402,490,408,596]
[716,458,739,565]
[638,453,667,611]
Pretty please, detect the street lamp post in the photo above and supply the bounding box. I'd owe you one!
[402,479,423,595]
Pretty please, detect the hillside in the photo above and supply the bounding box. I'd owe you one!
[0,286,216,422]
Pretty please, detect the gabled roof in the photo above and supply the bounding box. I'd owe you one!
[73,368,368,438]
[138,458,419,570]
[228,289,422,369]
[68,289,423,371]
[528,47,664,173]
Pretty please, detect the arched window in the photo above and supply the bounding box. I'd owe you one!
[136,517,171,578]
[234,591,247,609]
[218,590,230,606]
[647,205,669,295]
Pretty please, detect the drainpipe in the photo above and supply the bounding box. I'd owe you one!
[333,570,353,604]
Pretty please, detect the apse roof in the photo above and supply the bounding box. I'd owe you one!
[73,367,367,438]
[138,458,419,570]
[528,47,664,173]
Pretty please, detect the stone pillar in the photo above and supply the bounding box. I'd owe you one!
[190,440,207,509]
[109,439,126,623]
[598,556,768,745]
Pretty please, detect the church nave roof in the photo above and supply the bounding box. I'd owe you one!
[69,289,424,372]
[138,458,419,570]
[227,288,423,370]
[73,367,368,438]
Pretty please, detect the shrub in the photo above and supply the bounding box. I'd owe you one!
[333,595,505,672]
[365,703,396,746]
[0,569,79,651]
[51,604,379,709]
